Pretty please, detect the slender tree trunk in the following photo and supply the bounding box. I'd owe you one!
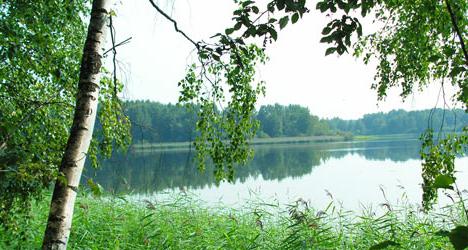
[42,0,111,249]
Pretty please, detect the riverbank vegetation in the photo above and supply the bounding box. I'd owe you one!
[1,193,465,249]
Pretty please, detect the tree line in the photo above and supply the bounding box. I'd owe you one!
[124,101,334,143]
[327,109,467,135]
[123,100,467,143]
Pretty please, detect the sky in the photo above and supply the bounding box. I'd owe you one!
[107,0,458,120]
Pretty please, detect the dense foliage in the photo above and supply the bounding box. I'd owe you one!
[317,0,467,104]
[0,0,130,233]
[0,1,89,231]
[124,101,196,144]
[257,104,331,137]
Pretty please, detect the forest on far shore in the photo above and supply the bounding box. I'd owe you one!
[121,100,467,144]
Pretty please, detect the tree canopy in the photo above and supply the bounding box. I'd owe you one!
[0,0,130,232]
[0,1,88,229]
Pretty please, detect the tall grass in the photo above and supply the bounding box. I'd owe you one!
[1,193,465,249]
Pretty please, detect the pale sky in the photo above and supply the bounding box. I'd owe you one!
[107,0,458,120]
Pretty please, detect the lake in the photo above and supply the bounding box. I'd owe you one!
[85,137,468,211]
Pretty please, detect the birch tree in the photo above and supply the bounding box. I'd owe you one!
[1,1,129,238]
[41,0,113,248]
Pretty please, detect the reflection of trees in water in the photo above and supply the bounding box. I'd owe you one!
[251,146,325,180]
[329,140,421,162]
[85,140,420,193]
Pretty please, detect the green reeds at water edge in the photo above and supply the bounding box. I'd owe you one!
[1,192,467,249]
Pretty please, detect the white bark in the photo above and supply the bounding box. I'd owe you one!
[42,0,111,249]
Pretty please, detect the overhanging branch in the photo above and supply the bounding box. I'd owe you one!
[445,0,468,66]
[148,0,199,48]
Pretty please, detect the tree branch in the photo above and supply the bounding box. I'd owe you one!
[147,0,199,48]
[103,37,132,55]
[109,14,118,96]
[445,0,468,66]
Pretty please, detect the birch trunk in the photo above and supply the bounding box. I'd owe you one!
[42,0,111,249]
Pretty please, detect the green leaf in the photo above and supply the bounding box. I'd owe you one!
[267,3,275,12]
[269,27,278,41]
[291,13,299,24]
[322,26,332,35]
[277,0,286,10]
[247,26,257,36]
[325,47,337,56]
[345,34,351,46]
[433,174,455,189]
[320,35,334,43]
[87,178,103,197]
[369,240,400,250]
[199,51,209,59]
[450,66,465,77]
[225,28,235,35]
[449,226,468,250]
[357,24,362,36]
[212,53,221,61]
[279,16,289,29]
[316,2,328,12]
[241,0,254,7]
[234,22,242,31]
[251,6,259,14]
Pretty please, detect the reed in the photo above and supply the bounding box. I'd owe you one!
[1,192,464,249]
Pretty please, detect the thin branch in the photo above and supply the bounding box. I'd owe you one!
[109,15,118,96]
[438,80,446,140]
[0,168,18,173]
[252,10,269,24]
[104,37,132,55]
[148,0,199,48]
[445,0,468,66]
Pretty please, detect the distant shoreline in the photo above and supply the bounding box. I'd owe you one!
[131,133,420,150]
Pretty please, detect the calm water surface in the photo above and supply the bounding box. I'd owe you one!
[85,138,468,211]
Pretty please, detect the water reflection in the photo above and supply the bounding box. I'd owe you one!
[84,139,421,194]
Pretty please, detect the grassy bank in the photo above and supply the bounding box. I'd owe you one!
[1,194,465,249]
[353,133,420,141]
